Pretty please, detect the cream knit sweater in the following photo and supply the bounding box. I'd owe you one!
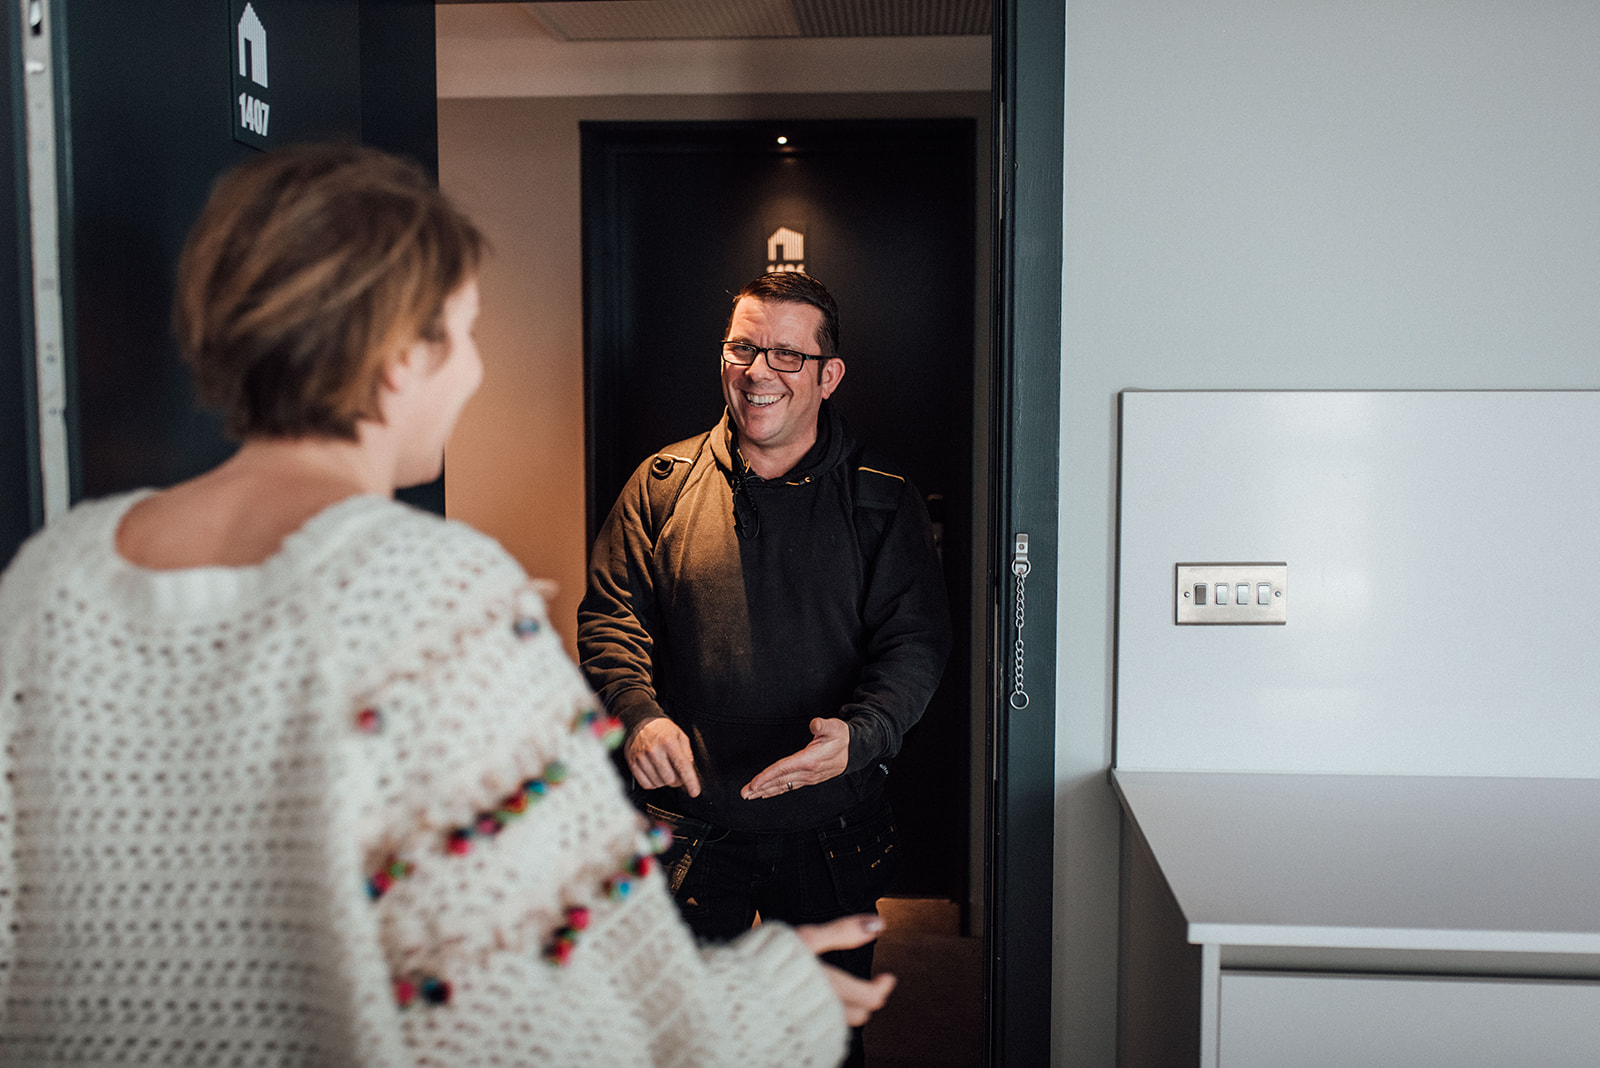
[0,493,845,1066]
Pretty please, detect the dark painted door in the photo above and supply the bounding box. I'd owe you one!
[0,0,439,541]
[582,119,976,898]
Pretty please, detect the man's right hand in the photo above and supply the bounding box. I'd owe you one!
[625,717,702,797]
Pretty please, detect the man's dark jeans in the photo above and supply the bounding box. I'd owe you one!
[647,798,901,1066]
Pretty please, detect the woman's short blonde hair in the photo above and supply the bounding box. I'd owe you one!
[173,143,484,441]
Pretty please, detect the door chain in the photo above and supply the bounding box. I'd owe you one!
[1010,533,1030,709]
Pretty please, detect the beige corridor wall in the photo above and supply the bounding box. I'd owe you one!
[438,91,988,658]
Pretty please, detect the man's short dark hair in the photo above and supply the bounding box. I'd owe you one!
[727,272,840,358]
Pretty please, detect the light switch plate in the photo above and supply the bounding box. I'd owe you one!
[1175,563,1287,625]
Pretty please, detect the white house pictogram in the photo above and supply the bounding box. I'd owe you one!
[238,3,268,89]
[767,226,805,273]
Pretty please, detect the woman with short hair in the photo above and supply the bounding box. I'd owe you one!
[0,143,889,1066]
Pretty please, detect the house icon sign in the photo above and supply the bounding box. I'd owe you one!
[238,3,268,88]
[234,1,272,142]
[767,226,804,273]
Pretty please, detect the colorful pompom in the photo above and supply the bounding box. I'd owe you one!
[545,938,576,967]
[366,856,414,901]
[573,706,626,750]
[394,974,451,1008]
[537,854,656,966]
[444,759,583,856]
[596,718,625,750]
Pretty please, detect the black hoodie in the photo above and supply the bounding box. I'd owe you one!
[578,402,951,831]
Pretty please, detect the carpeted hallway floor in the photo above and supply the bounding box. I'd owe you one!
[863,897,985,1068]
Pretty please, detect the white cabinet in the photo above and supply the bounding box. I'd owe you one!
[1111,393,1600,1067]
[1219,972,1600,1068]
[1113,772,1600,1067]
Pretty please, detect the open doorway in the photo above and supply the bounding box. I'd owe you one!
[581,116,977,909]
[436,4,994,1065]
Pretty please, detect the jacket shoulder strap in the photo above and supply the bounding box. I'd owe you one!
[644,432,710,543]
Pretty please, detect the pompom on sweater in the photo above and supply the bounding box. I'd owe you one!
[0,493,846,1066]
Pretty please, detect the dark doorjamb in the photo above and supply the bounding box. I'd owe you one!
[988,0,1063,1064]
[1,0,40,570]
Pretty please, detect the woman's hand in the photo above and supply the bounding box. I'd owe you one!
[795,914,897,1027]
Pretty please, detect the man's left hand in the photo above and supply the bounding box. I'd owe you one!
[740,717,850,800]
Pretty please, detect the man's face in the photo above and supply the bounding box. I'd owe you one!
[720,297,845,472]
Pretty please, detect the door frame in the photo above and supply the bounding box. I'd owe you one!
[987,0,1063,1064]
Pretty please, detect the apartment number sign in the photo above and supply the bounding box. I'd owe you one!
[231,1,273,147]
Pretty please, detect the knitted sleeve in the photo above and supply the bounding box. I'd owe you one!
[336,518,845,1067]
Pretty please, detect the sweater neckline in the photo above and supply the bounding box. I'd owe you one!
[97,491,393,621]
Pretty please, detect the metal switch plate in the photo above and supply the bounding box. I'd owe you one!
[1176,563,1287,625]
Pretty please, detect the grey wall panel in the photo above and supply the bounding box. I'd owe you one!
[1117,390,1600,777]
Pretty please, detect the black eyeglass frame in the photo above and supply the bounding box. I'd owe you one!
[719,340,830,374]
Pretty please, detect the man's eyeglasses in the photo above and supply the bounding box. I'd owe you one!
[720,340,826,374]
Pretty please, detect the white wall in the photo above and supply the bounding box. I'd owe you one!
[1059,1,1600,1064]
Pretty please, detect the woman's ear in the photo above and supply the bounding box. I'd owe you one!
[380,336,431,395]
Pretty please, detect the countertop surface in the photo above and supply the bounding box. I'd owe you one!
[1113,770,1600,954]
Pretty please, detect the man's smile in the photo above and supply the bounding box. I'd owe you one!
[718,295,843,478]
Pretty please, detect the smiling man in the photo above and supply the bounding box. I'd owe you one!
[578,272,950,1068]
